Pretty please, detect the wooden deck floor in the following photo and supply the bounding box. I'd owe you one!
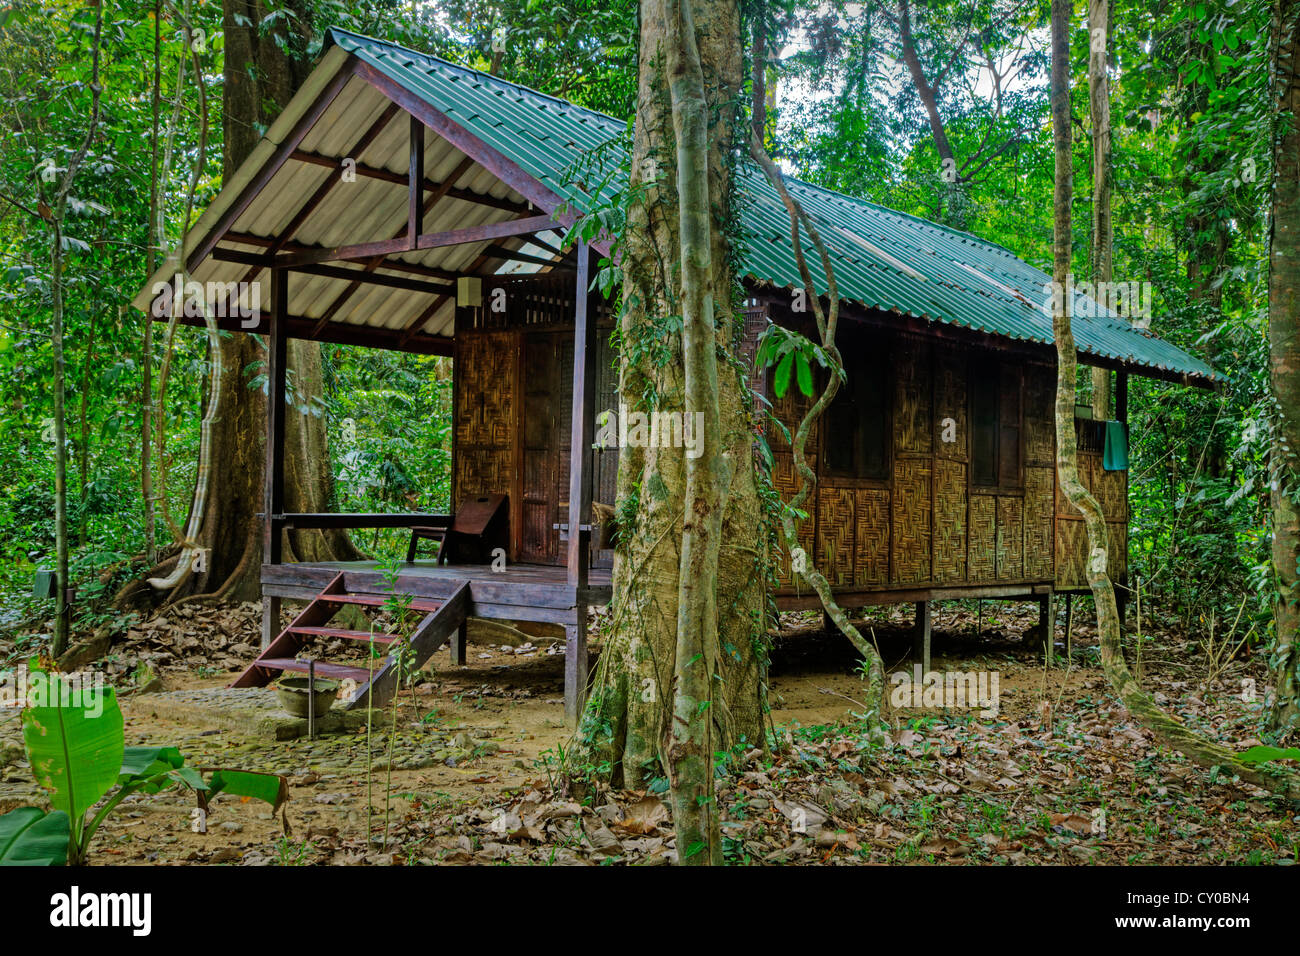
[261,560,611,626]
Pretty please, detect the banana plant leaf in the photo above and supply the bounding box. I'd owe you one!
[22,686,124,824]
[203,770,288,812]
[0,808,70,866]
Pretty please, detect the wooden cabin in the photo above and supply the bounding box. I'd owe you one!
[132,29,1219,724]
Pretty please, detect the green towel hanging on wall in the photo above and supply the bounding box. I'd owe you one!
[1103,420,1128,471]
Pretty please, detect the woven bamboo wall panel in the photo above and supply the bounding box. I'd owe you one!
[817,486,856,587]
[894,340,932,455]
[854,488,891,586]
[1091,457,1128,521]
[1024,465,1055,580]
[1109,521,1128,580]
[772,383,818,453]
[969,494,996,581]
[456,332,515,448]
[455,451,508,505]
[891,458,931,584]
[1024,365,1055,465]
[454,331,515,508]
[933,459,967,583]
[933,347,968,461]
[1055,519,1128,587]
[1055,520,1087,587]
[996,496,1024,580]
[772,451,798,497]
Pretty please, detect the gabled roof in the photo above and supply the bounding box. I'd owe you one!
[132,28,1219,387]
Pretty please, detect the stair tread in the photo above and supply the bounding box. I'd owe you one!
[318,593,443,613]
[256,658,375,682]
[287,625,399,644]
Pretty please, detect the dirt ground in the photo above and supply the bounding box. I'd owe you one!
[2,599,1296,865]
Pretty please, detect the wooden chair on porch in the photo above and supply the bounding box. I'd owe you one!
[406,493,508,565]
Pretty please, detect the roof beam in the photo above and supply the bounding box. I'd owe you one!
[309,154,478,336]
[278,212,568,268]
[288,149,529,213]
[151,307,454,356]
[211,248,453,295]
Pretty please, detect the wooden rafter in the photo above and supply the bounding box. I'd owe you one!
[287,149,529,213]
[309,153,478,336]
[280,212,567,268]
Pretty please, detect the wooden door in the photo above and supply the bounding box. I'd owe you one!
[518,333,564,564]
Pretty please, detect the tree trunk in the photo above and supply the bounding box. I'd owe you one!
[1088,0,1112,420]
[578,0,768,804]
[1269,0,1300,736]
[134,0,359,605]
[662,0,725,865]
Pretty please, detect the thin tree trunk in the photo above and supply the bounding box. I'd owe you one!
[748,139,885,717]
[1268,0,1300,736]
[1088,0,1112,419]
[46,2,104,655]
[142,0,162,566]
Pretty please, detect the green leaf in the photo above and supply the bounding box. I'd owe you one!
[795,352,813,397]
[1238,745,1300,764]
[22,683,124,825]
[119,745,184,783]
[205,770,288,812]
[0,808,69,866]
[774,352,794,398]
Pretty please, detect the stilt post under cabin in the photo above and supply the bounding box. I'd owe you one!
[450,620,468,666]
[261,267,288,648]
[1039,591,1056,665]
[565,241,595,727]
[913,601,931,674]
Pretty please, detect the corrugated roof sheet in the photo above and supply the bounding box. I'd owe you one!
[133,28,1218,386]
[329,29,1217,385]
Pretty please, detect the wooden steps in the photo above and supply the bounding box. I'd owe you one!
[286,625,398,644]
[230,572,471,709]
[257,658,375,682]
[317,593,444,613]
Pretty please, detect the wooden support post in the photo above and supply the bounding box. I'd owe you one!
[260,595,281,650]
[913,601,931,674]
[566,241,595,588]
[1039,592,1056,665]
[450,619,467,666]
[408,113,424,248]
[264,267,287,567]
[1064,592,1074,662]
[565,609,588,729]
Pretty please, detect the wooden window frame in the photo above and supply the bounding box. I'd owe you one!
[820,330,892,486]
[968,358,1024,494]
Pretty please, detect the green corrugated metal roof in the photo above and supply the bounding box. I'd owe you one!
[328,28,1219,386]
